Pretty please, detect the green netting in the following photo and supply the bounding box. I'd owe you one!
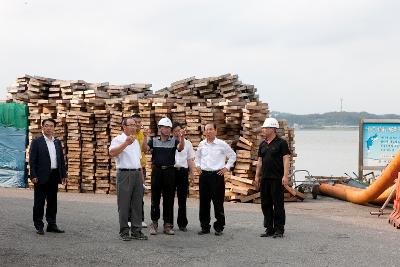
[0,102,28,129]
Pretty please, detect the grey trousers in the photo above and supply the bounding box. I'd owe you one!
[116,169,143,235]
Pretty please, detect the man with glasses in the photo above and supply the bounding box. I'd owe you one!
[109,118,147,241]
[29,118,67,235]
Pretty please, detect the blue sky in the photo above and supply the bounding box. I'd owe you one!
[0,0,399,114]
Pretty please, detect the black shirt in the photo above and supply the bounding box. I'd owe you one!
[258,136,290,180]
[148,136,179,166]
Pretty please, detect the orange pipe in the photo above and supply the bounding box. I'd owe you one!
[330,183,394,204]
[320,151,400,205]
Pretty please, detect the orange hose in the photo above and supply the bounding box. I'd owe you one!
[319,151,400,205]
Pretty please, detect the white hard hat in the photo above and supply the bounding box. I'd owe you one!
[158,117,172,128]
[262,118,279,128]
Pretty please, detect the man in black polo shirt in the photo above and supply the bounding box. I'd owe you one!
[142,117,185,235]
[255,118,290,238]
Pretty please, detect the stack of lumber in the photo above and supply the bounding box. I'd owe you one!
[198,101,226,138]
[166,77,196,99]
[138,99,156,136]
[277,120,297,177]
[6,75,31,103]
[105,99,123,194]
[80,106,96,193]
[92,100,110,194]
[6,73,297,203]
[122,97,140,119]
[85,82,110,99]
[153,98,174,125]
[171,99,187,127]
[65,110,82,192]
[220,101,245,149]
[185,108,202,149]
[55,99,69,192]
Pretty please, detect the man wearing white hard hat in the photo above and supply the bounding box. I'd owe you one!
[142,117,185,235]
[254,118,290,238]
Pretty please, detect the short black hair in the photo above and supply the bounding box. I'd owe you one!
[172,122,181,130]
[205,123,216,130]
[42,118,56,127]
[131,113,141,119]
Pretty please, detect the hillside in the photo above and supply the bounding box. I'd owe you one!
[271,111,400,128]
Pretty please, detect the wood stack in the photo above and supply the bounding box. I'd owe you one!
[55,99,69,192]
[171,99,187,127]
[92,100,110,194]
[138,99,156,136]
[220,101,245,149]
[6,75,31,103]
[80,105,96,193]
[6,73,297,203]
[167,77,196,99]
[65,110,82,192]
[108,85,128,99]
[277,120,297,178]
[105,99,123,194]
[122,97,139,119]
[85,82,110,99]
[128,83,152,97]
[198,100,226,138]
[185,108,202,149]
[153,98,174,124]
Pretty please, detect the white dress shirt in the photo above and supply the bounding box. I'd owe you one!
[175,139,195,168]
[109,133,142,169]
[195,137,236,171]
[44,135,57,169]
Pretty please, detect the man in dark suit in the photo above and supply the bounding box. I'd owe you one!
[29,118,67,235]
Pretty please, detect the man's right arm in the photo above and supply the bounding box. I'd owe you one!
[109,137,133,157]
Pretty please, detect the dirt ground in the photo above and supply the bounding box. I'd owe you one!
[0,187,399,267]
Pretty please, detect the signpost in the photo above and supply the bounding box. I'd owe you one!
[359,119,400,179]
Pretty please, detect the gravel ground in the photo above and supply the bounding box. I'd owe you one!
[1,187,399,267]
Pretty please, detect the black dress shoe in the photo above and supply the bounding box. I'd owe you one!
[197,229,210,235]
[260,231,275,237]
[47,226,65,233]
[273,231,284,238]
[36,229,44,235]
[214,230,223,236]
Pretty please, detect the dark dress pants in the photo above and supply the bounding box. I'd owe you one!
[260,178,285,233]
[175,168,189,228]
[151,166,175,226]
[33,170,59,230]
[199,171,225,232]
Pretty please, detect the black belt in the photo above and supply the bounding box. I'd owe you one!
[202,170,218,173]
[154,165,174,170]
[175,167,188,171]
[118,168,141,171]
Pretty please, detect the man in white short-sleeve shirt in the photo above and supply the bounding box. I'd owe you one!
[109,117,147,241]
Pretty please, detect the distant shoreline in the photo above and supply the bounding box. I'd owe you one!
[295,126,358,131]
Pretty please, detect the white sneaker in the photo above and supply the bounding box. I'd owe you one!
[142,221,147,228]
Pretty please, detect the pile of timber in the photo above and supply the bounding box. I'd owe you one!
[6,74,298,202]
